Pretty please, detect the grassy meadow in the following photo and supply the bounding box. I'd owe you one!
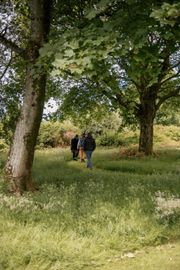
[0,144,180,269]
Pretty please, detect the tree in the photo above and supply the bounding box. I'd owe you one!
[50,0,180,155]
[0,0,53,194]
[105,1,180,154]
[0,0,98,194]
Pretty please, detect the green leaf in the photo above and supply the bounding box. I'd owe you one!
[64,49,75,58]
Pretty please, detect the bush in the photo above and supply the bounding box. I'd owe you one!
[0,139,8,151]
[36,122,180,149]
[118,146,146,157]
[37,120,80,148]
[97,133,124,147]
[154,125,180,144]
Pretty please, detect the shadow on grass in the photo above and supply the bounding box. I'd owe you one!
[94,148,180,176]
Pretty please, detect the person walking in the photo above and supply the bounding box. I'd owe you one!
[84,132,96,169]
[77,132,85,162]
[70,134,79,160]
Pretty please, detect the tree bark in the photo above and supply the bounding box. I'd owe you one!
[138,92,156,155]
[139,113,154,155]
[4,0,52,194]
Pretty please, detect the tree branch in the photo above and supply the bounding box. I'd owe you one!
[156,86,180,110]
[115,92,137,110]
[160,71,180,86]
[0,50,13,81]
[131,78,141,91]
[0,26,8,36]
[0,33,26,57]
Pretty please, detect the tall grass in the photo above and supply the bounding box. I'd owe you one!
[0,147,180,270]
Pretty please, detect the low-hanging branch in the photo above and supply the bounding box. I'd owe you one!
[156,86,180,110]
[160,71,180,86]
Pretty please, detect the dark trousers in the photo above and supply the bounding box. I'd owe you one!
[72,150,79,160]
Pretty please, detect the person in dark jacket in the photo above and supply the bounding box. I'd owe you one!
[71,134,79,160]
[84,132,96,169]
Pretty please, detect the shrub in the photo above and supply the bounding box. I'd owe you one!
[37,121,80,148]
[118,146,146,157]
[154,125,180,144]
[0,139,8,151]
[97,133,124,147]
[36,122,180,149]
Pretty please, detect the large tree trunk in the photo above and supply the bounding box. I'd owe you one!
[138,93,156,155]
[5,0,52,194]
[139,113,154,155]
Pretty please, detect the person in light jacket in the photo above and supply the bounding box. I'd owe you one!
[84,132,96,169]
[77,132,85,162]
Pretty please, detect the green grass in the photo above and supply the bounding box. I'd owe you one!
[100,242,180,270]
[0,147,180,270]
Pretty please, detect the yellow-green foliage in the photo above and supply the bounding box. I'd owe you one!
[0,139,8,150]
[97,125,180,148]
[154,125,180,145]
[37,120,80,148]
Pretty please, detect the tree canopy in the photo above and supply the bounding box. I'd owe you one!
[45,0,180,154]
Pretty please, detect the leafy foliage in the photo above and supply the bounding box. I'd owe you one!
[151,2,180,26]
[37,120,79,148]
